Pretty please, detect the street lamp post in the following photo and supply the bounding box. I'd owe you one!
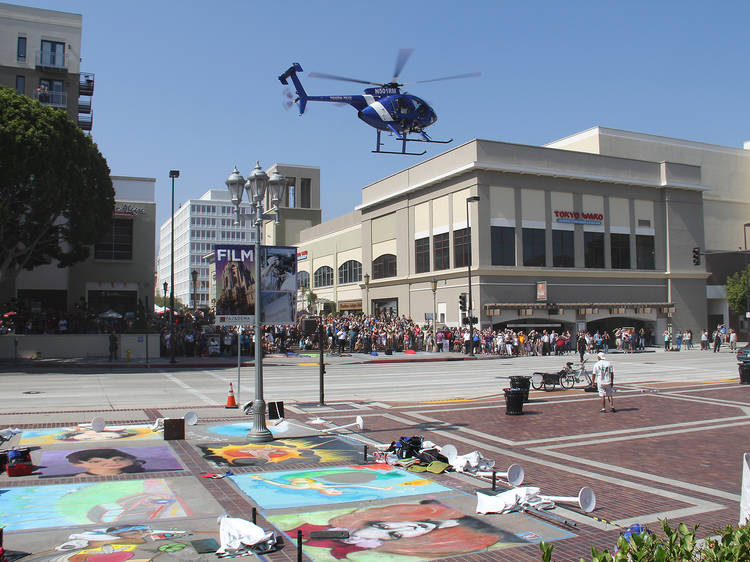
[168,170,180,364]
[191,269,198,311]
[162,281,168,309]
[226,163,286,443]
[744,223,750,332]
[363,273,370,315]
[430,278,438,352]
[466,195,480,356]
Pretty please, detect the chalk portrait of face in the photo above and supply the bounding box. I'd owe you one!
[56,428,137,442]
[289,499,527,559]
[65,448,146,476]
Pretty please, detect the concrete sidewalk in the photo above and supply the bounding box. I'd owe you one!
[0,346,668,371]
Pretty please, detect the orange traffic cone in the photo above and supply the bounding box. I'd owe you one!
[225,382,238,409]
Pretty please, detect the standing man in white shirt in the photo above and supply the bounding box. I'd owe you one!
[593,352,615,413]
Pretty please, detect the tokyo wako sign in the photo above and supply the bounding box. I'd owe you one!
[554,210,604,226]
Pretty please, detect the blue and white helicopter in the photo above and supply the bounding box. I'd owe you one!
[278,49,479,155]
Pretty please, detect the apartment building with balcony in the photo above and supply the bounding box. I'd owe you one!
[0,2,94,132]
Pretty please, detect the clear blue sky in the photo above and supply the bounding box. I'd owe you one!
[8,0,750,242]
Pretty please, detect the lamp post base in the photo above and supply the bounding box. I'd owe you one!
[247,398,273,442]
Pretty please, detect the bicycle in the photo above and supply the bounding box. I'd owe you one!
[530,361,591,391]
[559,360,592,389]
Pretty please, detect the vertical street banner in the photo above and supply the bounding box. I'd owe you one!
[214,245,297,326]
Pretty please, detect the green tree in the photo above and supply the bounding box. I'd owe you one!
[153,294,186,310]
[726,266,750,315]
[300,287,318,312]
[0,87,114,283]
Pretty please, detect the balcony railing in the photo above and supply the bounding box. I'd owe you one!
[78,114,93,131]
[77,98,91,114]
[79,72,95,96]
[35,51,68,71]
[32,89,67,108]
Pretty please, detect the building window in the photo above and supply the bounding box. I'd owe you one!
[415,237,430,273]
[287,177,295,207]
[94,218,133,260]
[300,178,311,208]
[611,233,631,269]
[433,232,450,270]
[373,254,396,279]
[17,37,26,61]
[453,228,471,268]
[298,270,310,289]
[15,75,25,95]
[523,228,545,267]
[491,226,515,266]
[40,40,65,67]
[636,235,655,270]
[584,232,605,268]
[313,266,333,288]
[338,260,362,284]
[552,230,574,267]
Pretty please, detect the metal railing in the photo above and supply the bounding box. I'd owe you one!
[78,114,93,131]
[32,89,67,108]
[77,98,91,114]
[79,72,95,95]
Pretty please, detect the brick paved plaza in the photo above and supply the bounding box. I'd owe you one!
[0,352,746,560]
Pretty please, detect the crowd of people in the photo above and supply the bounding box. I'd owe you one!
[299,318,653,358]
[0,298,742,360]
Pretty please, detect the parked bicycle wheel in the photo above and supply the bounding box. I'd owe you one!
[559,374,574,389]
[531,373,544,390]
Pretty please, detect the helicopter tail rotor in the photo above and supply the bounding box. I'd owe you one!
[278,62,308,115]
[281,87,295,110]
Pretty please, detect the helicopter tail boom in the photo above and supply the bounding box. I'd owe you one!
[278,63,308,115]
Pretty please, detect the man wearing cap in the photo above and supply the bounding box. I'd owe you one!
[593,352,615,412]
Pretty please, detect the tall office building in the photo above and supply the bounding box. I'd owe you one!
[0,2,93,131]
[157,164,321,309]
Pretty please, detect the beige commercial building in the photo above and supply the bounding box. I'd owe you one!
[4,177,156,314]
[295,128,750,338]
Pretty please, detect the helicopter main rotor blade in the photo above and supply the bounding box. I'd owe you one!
[308,71,382,86]
[410,72,482,85]
[391,48,414,83]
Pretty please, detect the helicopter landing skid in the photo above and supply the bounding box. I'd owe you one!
[373,130,426,156]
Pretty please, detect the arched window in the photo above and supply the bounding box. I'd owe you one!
[313,266,333,288]
[338,260,362,285]
[298,270,310,289]
[372,254,397,279]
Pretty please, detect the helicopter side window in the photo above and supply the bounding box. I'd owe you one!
[414,99,427,118]
[396,97,413,115]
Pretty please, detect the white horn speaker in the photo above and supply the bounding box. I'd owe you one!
[184,412,198,426]
[538,486,596,513]
[321,416,364,433]
[441,444,458,463]
[90,417,106,433]
[477,464,525,486]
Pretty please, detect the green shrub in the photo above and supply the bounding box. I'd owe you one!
[539,520,750,561]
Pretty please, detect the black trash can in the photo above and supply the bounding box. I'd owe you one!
[503,388,525,415]
[739,363,750,385]
[509,376,532,403]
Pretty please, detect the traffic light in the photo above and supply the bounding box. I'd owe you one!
[692,247,701,265]
[459,293,467,312]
